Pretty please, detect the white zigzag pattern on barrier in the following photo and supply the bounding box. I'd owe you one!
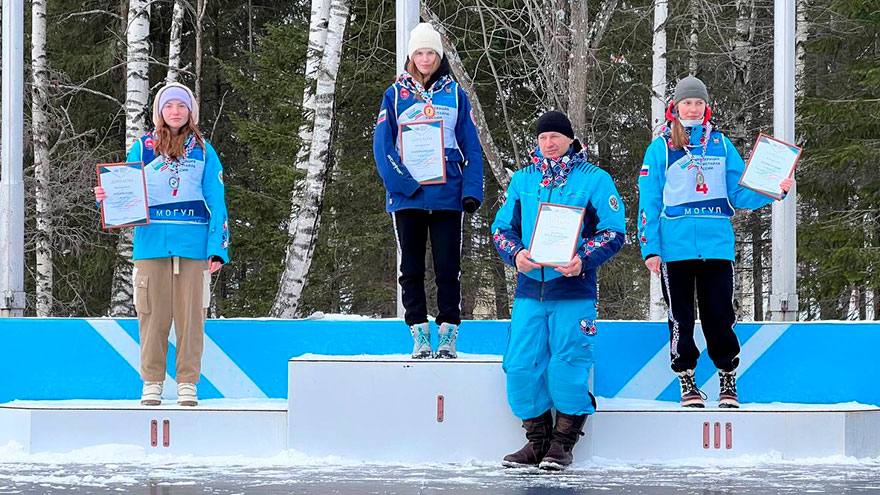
[86,319,267,398]
[614,323,791,400]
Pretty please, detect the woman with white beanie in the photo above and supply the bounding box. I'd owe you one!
[373,22,484,360]
[95,82,229,406]
[637,75,792,409]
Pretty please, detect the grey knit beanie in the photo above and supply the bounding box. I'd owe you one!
[673,76,709,103]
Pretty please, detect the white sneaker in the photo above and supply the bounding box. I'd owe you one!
[141,381,162,406]
[435,323,458,359]
[409,323,432,359]
[177,383,198,406]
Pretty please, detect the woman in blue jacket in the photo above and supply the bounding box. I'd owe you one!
[96,82,229,407]
[637,76,791,409]
[492,111,625,470]
[372,23,484,359]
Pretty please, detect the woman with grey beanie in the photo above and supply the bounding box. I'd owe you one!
[636,76,792,408]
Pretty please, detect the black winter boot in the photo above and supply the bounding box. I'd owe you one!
[502,410,553,468]
[538,412,588,471]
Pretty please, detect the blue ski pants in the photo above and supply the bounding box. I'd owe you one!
[503,297,597,420]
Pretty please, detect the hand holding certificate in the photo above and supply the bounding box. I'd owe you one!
[528,203,586,266]
[399,119,446,184]
[739,134,801,200]
[97,162,149,229]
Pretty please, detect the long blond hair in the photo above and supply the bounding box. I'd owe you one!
[154,117,205,159]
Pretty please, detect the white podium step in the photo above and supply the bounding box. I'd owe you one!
[0,399,287,456]
[287,356,880,462]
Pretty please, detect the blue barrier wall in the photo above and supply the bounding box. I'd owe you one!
[1,318,877,405]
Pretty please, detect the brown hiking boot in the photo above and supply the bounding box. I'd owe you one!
[502,410,553,468]
[538,412,588,471]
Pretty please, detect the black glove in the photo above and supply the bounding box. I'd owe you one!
[463,197,480,213]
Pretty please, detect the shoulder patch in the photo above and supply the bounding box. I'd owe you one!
[377,108,387,125]
[609,195,620,211]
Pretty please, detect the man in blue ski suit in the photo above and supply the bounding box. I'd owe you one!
[491,111,625,470]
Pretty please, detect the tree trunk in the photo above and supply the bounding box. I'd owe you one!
[296,0,333,172]
[688,0,699,74]
[648,0,667,320]
[32,0,52,316]
[111,0,151,317]
[567,0,588,138]
[195,0,207,104]
[271,0,350,318]
[423,5,510,189]
[166,0,185,83]
[795,0,810,102]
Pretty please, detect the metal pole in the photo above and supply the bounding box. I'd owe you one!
[394,0,419,319]
[0,0,26,318]
[769,0,798,321]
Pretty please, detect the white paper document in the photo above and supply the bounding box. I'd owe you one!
[98,162,149,229]
[400,120,446,184]
[528,203,585,266]
[740,134,801,199]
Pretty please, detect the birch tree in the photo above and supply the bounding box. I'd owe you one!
[648,0,668,320]
[271,0,350,318]
[110,0,150,316]
[166,0,186,83]
[296,0,333,172]
[195,0,207,103]
[32,0,53,316]
[688,0,699,74]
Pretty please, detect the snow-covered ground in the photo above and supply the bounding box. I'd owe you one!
[1,442,879,494]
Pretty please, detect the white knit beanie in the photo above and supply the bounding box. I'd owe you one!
[152,82,199,128]
[407,23,443,59]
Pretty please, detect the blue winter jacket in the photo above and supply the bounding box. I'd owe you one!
[491,146,626,301]
[126,134,230,263]
[372,77,484,212]
[637,126,773,262]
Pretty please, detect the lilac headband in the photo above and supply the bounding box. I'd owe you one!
[158,86,192,112]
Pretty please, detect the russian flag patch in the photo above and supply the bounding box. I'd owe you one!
[377,109,387,124]
[640,164,649,176]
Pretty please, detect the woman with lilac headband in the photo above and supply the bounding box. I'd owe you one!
[95,82,229,407]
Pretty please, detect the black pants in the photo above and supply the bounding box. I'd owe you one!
[392,209,462,326]
[660,259,739,373]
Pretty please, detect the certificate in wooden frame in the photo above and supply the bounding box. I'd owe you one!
[739,133,802,200]
[96,161,150,230]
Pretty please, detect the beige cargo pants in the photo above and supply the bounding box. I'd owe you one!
[133,257,210,384]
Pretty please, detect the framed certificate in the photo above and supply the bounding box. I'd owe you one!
[399,119,446,185]
[528,202,586,267]
[96,162,150,230]
[739,133,802,200]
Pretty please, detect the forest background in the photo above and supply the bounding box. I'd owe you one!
[6,0,878,320]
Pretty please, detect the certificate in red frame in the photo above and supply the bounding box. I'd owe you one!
[739,133,802,200]
[96,161,150,230]
[399,119,447,185]
[528,202,586,267]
